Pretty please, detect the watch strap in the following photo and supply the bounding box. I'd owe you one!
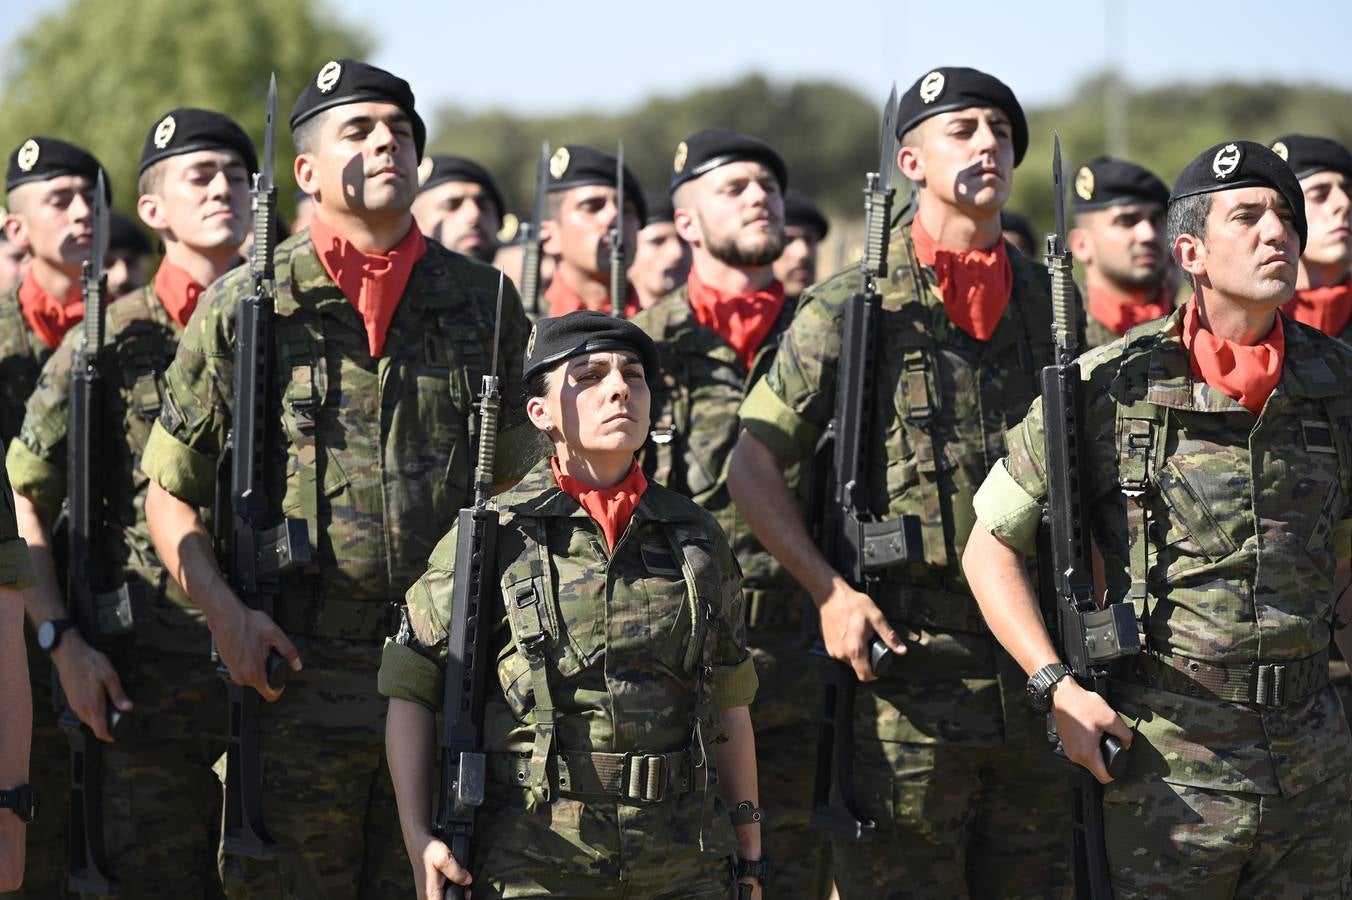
[735,855,772,886]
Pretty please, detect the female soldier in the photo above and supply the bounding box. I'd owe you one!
[380,310,765,899]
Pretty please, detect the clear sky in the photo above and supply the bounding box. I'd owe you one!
[4,0,1352,115]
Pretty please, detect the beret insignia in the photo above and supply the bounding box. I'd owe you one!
[1213,143,1242,180]
[497,212,519,243]
[673,141,688,174]
[316,60,342,94]
[549,147,570,179]
[16,139,39,173]
[525,324,537,359]
[1271,140,1289,162]
[1075,166,1095,201]
[919,71,945,105]
[417,157,434,187]
[153,115,177,150]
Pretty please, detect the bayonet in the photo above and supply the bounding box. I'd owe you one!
[609,141,626,319]
[1047,133,1078,362]
[861,84,899,283]
[519,141,550,318]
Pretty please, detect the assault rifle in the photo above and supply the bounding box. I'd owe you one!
[809,85,923,840]
[518,141,550,318]
[1038,133,1140,900]
[609,141,626,319]
[433,272,507,900]
[218,74,313,859]
[61,168,125,896]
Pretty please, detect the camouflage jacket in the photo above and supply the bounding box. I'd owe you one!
[976,307,1352,796]
[7,283,202,651]
[0,457,33,589]
[379,457,755,873]
[632,283,799,620]
[0,286,53,450]
[740,223,1056,634]
[141,231,538,644]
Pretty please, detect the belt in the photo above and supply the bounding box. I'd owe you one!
[272,590,400,643]
[1124,649,1328,708]
[489,748,694,804]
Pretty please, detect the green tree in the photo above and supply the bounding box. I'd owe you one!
[0,0,366,225]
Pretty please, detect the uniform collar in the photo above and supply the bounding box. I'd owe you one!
[499,456,699,523]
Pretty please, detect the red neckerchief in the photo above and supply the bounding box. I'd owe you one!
[1182,297,1285,416]
[685,267,785,369]
[1087,282,1173,337]
[1282,274,1352,337]
[17,271,83,350]
[910,218,1012,342]
[551,456,648,552]
[545,275,640,318]
[308,216,427,357]
[152,259,205,328]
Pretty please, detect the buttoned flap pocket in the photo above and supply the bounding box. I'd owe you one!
[278,342,349,503]
[675,356,742,499]
[1153,459,1236,565]
[495,638,534,721]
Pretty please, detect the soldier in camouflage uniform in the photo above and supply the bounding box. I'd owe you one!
[966,140,1352,898]
[629,192,690,311]
[772,190,828,305]
[1272,134,1352,344]
[540,144,645,317]
[140,60,537,898]
[382,311,765,899]
[632,128,828,896]
[412,154,505,264]
[1068,155,1174,349]
[7,108,258,898]
[729,68,1070,898]
[2,136,106,900]
[1,455,37,893]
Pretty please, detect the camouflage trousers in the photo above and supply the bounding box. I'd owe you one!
[469,841,738,899]
[13,631,67,899]
[1103,770,1352,898]
[747,624,832,900]
[220,635,411,900]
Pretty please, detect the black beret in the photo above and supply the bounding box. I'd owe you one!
[1270,134,1352,182]
[417,154,505,215]
[1071,155,1169,212]
[670,128,788,193]
[290,59,426,157]
[1170,140,1307,250]
[895,67,1028,166]
[783,191,829,239]
[643,191,674,226]
[524,310,660,386]
[107,212,153,256]
[138,108,257,177]
[546,145,647,224]
[6,136,109,200]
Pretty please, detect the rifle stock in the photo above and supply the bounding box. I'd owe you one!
[433,274,507,898]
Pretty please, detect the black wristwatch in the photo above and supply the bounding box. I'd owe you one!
[735,855,772,887]
[37,618,77,653]
[0,784,37,824]
[1027,662,1073,712]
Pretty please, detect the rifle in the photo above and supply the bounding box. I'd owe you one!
[60,168,126,896]
[433,273,507,900]
[518,141,550,318]
[809,85,923,840]
[1039,133,1140,900]
[218,73,313,860]
[609,140,626,319]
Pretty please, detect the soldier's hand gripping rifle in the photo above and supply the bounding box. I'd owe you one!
[433,272,507,900]
[1039,133,1141,900]
[518,141,550,319]
[61,169,124,896]
[609,140,627,319]
[809,86,923,840]
[218,74,313,860]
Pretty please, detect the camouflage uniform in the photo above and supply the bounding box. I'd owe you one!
[0,286,67,899]
[0,456,34,585]
[975,308,1352,898]
[632,286,829,895]
[6,281,229,898]
[140,231,537,898]
[738,222,1070,899]
[379,457,757,899]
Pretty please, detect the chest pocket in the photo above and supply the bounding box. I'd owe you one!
[883,341,952,568]
[421,328,487,495]
[275,327,348,540]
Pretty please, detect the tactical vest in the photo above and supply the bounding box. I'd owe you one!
[868,231,1055,634]
[1111,318,1352,707]
[488,504,730,849]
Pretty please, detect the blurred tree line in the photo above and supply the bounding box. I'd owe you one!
[3,0,1352,257]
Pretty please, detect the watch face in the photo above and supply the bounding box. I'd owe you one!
[37,620,56,651]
